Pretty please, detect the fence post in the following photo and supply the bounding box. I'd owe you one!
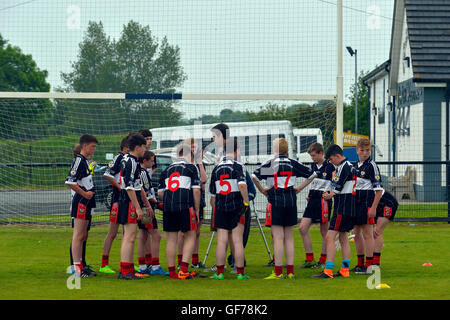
[447,162,450,224]
[29,145,32,186]
[446,82,450,224]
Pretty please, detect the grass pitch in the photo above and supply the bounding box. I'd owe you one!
[0,222,449,300]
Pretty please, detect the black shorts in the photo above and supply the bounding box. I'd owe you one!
[213,207,245,231]
[163,207,197,233]
[354,191,376,226]
[269,204,298,227]
[376,205,397,222]
[303,197,332,224]
[71,193,95,222]
[328,212,354,233]
[117,199,139,225]
[354,203,376,226]
[138,216,159,230]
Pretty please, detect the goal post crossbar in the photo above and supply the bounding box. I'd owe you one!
[0,92,336,101]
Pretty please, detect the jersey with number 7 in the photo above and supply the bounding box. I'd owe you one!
[252,154,316,208]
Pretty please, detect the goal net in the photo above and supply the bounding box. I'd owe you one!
[0,96,335,225]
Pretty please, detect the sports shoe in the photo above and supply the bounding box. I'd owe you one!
[229,266,237,274]
[264,272,284,280]
[237,273,250,280]
[75,269,90,278]
[99,265,116,274]
[355,265,373,275]
[135,265,141,272]
[138,267,152,275]
[264,259,275,267]
[191,262,206,269]
[298,260,318,269]
[150,266,169,276]
[178,270,193,280]
[83,266,97,277]
[333,268,350,278]
[314,263,326,269]
[205,264,226,272]
[210,273,225,280]
[311,270,333,279]
[118,271,144,280]
[350,265,365,273]
[134,271,150,278]
[189,271,208,278]
[286,273,295,279]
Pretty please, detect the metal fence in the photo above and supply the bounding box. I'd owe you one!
[0,161,449,225]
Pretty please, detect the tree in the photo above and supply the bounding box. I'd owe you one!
[0,34,52,140]
[344,70,370,136]
[58,21,187,134]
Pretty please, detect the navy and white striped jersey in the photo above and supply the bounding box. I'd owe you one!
[331,159,356,195]
[308,159,335,198]
[65,154,94,192]
[120,154,143,202]
[140,168,156,201]
[331,158,356,216]
[209,156,247,213]
[252,155,316,208]
[158,158,201,212]
[104,152,125,183]
[353,157,383,192]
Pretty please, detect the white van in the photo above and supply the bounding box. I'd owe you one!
[293,128,323,163]
[149,120,296,164]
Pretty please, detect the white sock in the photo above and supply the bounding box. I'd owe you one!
[139,264,147,271]
[152,264,160,270]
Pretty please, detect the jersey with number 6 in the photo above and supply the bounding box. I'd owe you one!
[209,156,247,213]
[158,158,200,212]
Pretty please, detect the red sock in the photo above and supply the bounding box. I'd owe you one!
[306,253,314,262]
[373,252,381,265]
[74,262,83,275]
[180,261,189,273]
[120,262,132,275]
[357,255,365,267]
[145,254,152,265]
[217,265,225,275]
[237,266,244,275]
[138,257,146,266]
[192,253,199,264]
[275,265,283,276]
[286,265,294,275]
[365,257,373,268]
[152,257,160,266]
[319,254,327,264]
[168,266,176,277]
[177,254,183,265]
[101,254,109,268]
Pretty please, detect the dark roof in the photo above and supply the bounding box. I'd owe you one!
[406,0,450,82]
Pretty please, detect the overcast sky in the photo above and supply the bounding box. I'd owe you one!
[0,0,394,114]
